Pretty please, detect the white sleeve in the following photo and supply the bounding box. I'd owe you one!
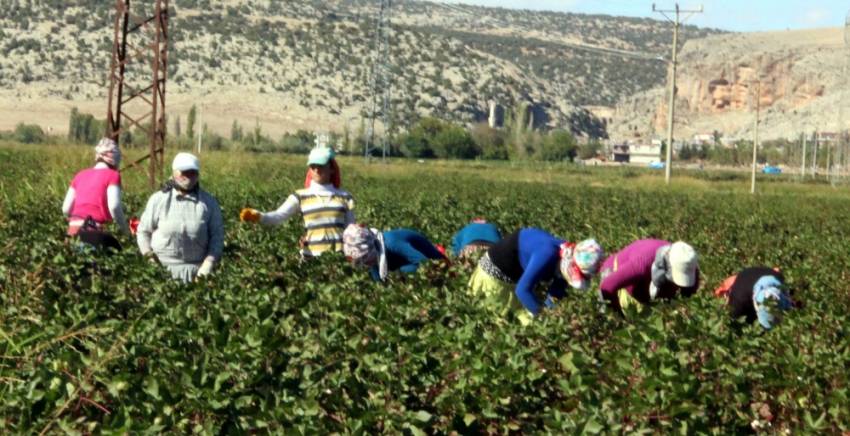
[136,194,159,256]
[107,185,130,235]
[62,187,76,218]
[259,194,300,226]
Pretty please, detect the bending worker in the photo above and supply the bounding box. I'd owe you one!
[451,218,501,259]
[599,239,699,314]
[343,224,447,282]
[467,227,604,325]
[714,266,795,330]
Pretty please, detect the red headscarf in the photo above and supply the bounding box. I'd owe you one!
[304,158,341,188]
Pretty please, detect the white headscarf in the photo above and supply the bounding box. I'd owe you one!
[95,138,121,167]
[343,224,387,280]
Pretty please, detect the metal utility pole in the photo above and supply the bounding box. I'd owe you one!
[751,80,761,194]
[364,0,393,162]
[842,10,850,181]
[801,130,807,179]
[828,141,833,185]
[813,130,819,177]
[653,3,703,184]
[197,105,203,154]
[106,0,170,189]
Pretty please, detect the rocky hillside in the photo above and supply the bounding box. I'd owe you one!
[611,27,848,142]
[0,0,720,138]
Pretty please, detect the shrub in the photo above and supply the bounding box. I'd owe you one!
[14,123,46,144]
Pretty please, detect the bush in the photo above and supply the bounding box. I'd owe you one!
[470,124,508,160]
[537,130,577,162]
[432,125,478,159]
[68,108,106,145]
[14,123,46,144]
[279,130,315,154]
[400,117,479,160]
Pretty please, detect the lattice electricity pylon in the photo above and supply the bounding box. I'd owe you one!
[106,0,169,188]
[364,0,393,161]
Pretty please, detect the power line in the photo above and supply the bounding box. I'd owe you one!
[364,0,393,162]
[653,3,703,185]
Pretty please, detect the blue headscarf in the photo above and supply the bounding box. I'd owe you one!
[752,275,792,329]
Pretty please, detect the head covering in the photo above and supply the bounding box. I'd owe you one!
[453,221,501,256]
[308,146,335,166]
[559,239,604,290]
[668,241,698,287]
[304,147,341,189]
[172,152,200,172]
[753,275,792,329]
[343,224,387,281]
[95,138,121,167]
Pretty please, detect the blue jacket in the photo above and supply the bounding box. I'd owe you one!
[487,228,567,315]
[370,229,446,281]
[451,222,501,256]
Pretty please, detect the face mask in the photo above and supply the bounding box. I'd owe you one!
[174,176,198,191]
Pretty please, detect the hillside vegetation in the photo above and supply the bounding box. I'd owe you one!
[0,0,720,137]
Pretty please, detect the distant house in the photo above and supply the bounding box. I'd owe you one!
[608,141,662,164]
[817,132,839,144]
[611,143,630,163]
[692,133,713,145]
[631,142,662,164]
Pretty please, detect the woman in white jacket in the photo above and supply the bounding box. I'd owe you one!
[136,153,224,282]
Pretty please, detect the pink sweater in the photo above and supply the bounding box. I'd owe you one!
[599,239,669,302]
[69,167,121,223]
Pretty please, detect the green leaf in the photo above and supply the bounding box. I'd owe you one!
[559,352,578,373]
[106,380,127,398]
[583,419,604,434]
[414,410,432,422]
[463,413,476,426]
[144,378,160,400]
[405,424,426,436]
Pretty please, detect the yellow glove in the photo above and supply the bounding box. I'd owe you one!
[240,208,261,223]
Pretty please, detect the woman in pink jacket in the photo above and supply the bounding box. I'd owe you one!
[599,239,699,314]
[62,138,129,240]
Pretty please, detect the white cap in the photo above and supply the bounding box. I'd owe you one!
[307,146,335,166]
[172,152,200,172]
[668,241,698,287]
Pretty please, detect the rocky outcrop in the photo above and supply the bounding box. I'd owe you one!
[611,27,847,141]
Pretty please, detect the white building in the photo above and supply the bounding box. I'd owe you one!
[630,142,662,164]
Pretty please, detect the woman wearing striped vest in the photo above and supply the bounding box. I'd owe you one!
[239,147,355,257]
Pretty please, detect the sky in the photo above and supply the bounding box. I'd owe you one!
[433,0,850,32]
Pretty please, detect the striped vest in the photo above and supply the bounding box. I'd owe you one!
[296,188,354,257]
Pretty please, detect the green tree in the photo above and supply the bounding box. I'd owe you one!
[187,105,197,140]
[14,123,45,144]
[231,120,243,142]
[174,116,182,138]
[510,102,530,158]
[252,119,262,147]
[537,130,577,162]
[470,123,508,160]
[577,140,603,160]
[432,124,478,159]
[68,107,79,142]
